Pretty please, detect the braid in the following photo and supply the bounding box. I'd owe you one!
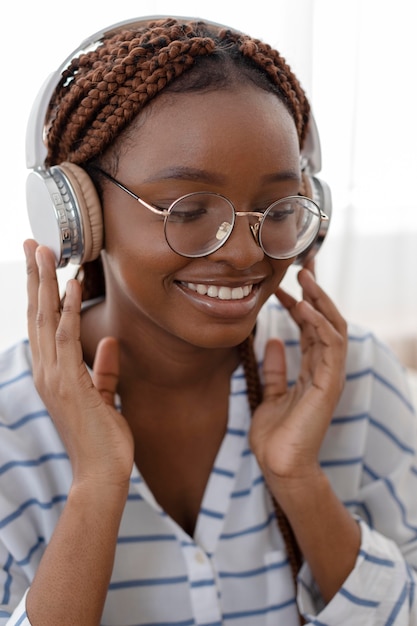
[237,36,310,145]
[46,18,310,168]
[239,335,305,626]
[46,22,216,166]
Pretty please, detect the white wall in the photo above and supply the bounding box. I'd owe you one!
[0,262,75,352]
[0,262,27,350]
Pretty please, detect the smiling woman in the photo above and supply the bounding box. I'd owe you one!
[0,10,417,626]
[81,87,300,351]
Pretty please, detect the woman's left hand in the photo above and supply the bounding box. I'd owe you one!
[250,268,348,494]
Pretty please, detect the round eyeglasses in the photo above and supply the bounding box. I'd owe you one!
[95,168,329,260]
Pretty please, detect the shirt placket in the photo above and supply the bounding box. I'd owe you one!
[182,541,222,625]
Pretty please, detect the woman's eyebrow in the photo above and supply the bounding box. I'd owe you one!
[142,166,226,185]
[261,170,301,185]
[141,166,300,185]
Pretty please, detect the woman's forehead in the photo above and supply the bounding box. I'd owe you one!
[113,87,300,179]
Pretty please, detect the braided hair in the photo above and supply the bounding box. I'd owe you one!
[45,18,310,166]
[47,18,308,617]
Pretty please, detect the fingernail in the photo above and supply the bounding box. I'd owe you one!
[35,245,44,266]
[23,240,34,258]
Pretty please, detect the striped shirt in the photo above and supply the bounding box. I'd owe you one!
[0,297,417,625]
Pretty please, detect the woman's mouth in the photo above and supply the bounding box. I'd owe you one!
[181,282,254,301]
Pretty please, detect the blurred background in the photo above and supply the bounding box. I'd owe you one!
[1,0,416,381]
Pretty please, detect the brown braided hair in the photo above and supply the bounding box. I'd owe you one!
[239,336,305,624]
[46,17,308,620]
[45,18,310,167]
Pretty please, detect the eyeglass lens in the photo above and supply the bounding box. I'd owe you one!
[164,193,321,259]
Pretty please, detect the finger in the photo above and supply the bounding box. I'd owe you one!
[92,337,120,407]
[296,299,347,381]
[35,245,62,364]
[276,281,342,363]
[55,278,84,368]
[24,239,41,361]
[275,286,305,328]
[303,257,316,277]
[262,338,288,400]
[297,300,339,347]
[298,268,347,337]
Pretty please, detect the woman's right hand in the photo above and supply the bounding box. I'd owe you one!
[24,239,134,492]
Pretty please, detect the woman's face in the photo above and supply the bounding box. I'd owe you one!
[100,85,301,349]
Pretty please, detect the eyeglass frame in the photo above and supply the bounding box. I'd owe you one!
[92,166,329,260]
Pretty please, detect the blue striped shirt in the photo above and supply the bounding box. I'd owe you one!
[0,297,417,625]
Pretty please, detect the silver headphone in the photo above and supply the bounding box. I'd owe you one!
[25,16,332,268]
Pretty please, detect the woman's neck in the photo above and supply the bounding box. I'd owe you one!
[80,297,242,391]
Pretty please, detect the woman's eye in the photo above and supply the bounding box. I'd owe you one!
[265,207,295,222]
[168,205,207,223]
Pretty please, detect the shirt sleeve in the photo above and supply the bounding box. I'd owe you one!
[298,519,417,625]
[297,329,417,624]
[1,589,31,626]
[0,341,69,626]
[0,540,32,626]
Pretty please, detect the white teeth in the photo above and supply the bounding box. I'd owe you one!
[208,285,219,298]
[232,287,244,299]
[218,287,232,300]
[185,283,253,300]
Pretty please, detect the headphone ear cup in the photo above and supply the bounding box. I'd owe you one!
[26,162,103,267]
[59,162,103,263]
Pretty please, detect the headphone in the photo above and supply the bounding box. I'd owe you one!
[25,16,332,268]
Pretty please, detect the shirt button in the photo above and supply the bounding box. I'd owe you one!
[195,551,206,564]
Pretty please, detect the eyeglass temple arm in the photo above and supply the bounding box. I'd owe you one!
[90,166,169,216]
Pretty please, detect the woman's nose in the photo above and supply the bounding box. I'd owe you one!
[209,214,264,268]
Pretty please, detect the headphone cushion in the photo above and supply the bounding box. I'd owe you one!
[59,162,103,262]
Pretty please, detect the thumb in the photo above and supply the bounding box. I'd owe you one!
[262,338,287,400]
[302,257,316,278]
[92,337,120,406]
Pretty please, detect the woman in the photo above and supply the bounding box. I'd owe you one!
[0,16,416,625]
